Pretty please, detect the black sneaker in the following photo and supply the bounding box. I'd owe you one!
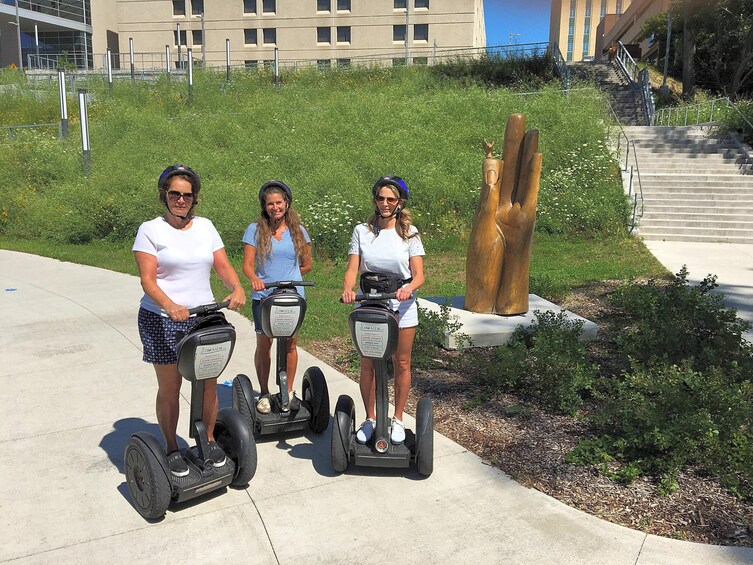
[167,450,189,477]
[207,441,227,467]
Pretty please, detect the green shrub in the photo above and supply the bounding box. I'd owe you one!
[475,310,595,415]
[413,301,470,370]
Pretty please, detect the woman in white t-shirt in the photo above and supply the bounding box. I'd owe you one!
[133,165,246,478]
[340,176,425,445]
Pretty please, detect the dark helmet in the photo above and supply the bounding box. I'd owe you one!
[372,175,409,200]
[259,180,293,207]
[158,164,201,194]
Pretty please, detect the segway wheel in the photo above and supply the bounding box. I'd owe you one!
[331,394,355,473]
[215,408,258,487]
[232,375,260,439]
[302,366,330,434]
[415,397,434,477]
[124,437,171,519]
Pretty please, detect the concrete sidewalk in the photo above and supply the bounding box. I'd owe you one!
[1,249,751,564]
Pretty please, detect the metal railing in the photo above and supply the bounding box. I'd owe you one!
[551,42,570,91]
[613,41,654,125]
[1,122,63,142]
[608,104,644,233]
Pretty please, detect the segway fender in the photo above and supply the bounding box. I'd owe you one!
[216,408,253,460]
[232,373,255,413]
[131,431,171,485]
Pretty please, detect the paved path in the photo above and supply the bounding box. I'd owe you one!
[1,249,751,564]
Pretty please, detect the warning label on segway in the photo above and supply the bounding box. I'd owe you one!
[194,342,232,380]
[355,322,388,358]
[270,305,301,337]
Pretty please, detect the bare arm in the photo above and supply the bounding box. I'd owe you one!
[396,255,424,302]
[134,251,189,321]
[242,243,266,292]
[300,243,313,276]
[340,253,361,304]
[212,248,246,310]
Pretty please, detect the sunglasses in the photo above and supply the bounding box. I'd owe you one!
[167,190,194,202]
[375,196,398,204]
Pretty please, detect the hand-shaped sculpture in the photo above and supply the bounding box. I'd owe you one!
[465,114,542,315]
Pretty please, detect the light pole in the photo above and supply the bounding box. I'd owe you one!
[14,0,23,71]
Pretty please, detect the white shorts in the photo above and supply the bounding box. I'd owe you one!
[393,296,418,329]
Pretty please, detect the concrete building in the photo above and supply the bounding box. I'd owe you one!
[1,0,485,70]
[550,0,669,63]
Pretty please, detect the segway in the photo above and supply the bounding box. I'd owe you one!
[331,292,433,476]
[232,281,330,438]
[125,302,257,520]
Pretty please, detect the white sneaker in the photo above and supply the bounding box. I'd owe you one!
[356,418,376,444]
[256,394,271,414]
[390,418,405,444]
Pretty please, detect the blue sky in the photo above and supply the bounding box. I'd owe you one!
[484,0,551,47]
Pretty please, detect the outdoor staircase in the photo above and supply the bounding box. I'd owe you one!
[621,125,753,243]
[571,61,647,125]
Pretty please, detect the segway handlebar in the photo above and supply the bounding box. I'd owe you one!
[264,280,315,290]
[339,292,415,303]
[186,300,231,315]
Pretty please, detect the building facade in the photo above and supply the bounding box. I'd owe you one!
[1,0,485,70]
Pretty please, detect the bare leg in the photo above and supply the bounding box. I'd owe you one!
[154,363,182,453]
[203,379,218,441]
[359,357,376,420]
[254,334,273,394]
[392,326,416,421]
[287,334,299,391]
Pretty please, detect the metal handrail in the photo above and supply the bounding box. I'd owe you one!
[613,42,653,125]
[550,42,570,91]
[607,103,644,233]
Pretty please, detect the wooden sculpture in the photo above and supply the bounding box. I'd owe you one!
[465,113,542,315]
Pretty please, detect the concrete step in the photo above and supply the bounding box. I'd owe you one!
[640,211,753,222]
[639,173,753,182]
[643,197,753,207]
[638,231,753,244]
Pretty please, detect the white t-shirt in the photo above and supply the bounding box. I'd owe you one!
[133,216,224,314]
[348,223,425,280]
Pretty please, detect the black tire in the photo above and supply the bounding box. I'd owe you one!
[302,366,330,434]
[331,395,355,473]
[415,397,434,477]
[124,436,172,519]
[215,408,258,487]
[232,375,260,439]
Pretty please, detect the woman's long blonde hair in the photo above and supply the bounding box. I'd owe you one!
[255,187,310,264]
[367,184,416,240]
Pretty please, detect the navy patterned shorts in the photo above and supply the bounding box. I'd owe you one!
[138,307,199,365]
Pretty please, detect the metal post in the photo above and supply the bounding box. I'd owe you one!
[404,9,409,64]
[78,89,91,175]
[201,12,206,66]
[661,11,672,92]
[225,38,231,82]
[274,47,279,87]
[187,48,194,102]
[129,37,135,80]
[14,0,23,71]
[177,23,182,70]
[165,44,171,75]
[432,39,436,65]
[35,24,40,70]
[106,48,113,92]
[58,69,69,138]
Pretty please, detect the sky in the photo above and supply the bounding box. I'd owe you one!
[484,0,552,47]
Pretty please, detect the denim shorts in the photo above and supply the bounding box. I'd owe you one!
[251,299,263,334]
[138,307,199,365]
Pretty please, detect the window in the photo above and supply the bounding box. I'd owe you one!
[413,56,428,65]
[263,28,277,45]
[174,29,187,46]
[317,27,331,44]
[317,0,330,11]
[244,0,256,14]
[263,59,275,69]
[394,0,406,9]
[337,0,351,10]
[172,0,185,16]
[191,0,203,16]
[244,28,257,45]
[414,23,428,42]
[262,0,275,13]
[337,58,351,68]
[336,26,351,43]
[393,24,406,42]
[415,0,429,8]
[192,30,202,45]
[245,60,258,69]
[317,59,331,70]
[392,57,406,67]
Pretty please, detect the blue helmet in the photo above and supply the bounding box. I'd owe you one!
[372,175,409,200]
[259,180,293,206]
[158,164,201,192]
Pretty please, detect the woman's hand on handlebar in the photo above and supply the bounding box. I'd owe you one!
[166,302,190,322]
[250,276,266,292]
[224,284,247,311]
[396,287,413,302]
[340,289,356,304]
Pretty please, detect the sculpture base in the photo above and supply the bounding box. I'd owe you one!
[417,295,598,350]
